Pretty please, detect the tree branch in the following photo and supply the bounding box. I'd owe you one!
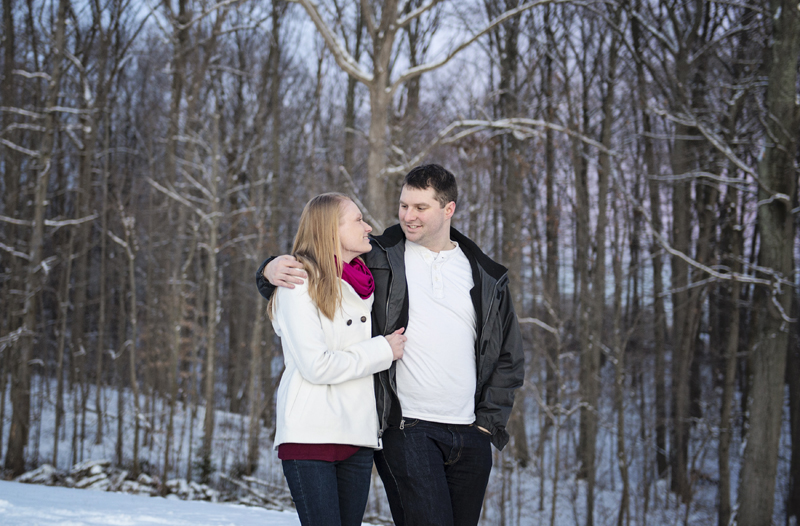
[0,138,40,157]
[0,241,31,261]
[390,0,578,94]
[383,117,613,177]
[291,0,373,84]
[396,0,444,28]
[338,166,385,232]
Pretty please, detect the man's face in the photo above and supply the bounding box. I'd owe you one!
[398,186,455,250]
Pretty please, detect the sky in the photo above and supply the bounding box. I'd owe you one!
[0,480,304,526]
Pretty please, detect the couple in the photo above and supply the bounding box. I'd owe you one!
[257,164,524,526]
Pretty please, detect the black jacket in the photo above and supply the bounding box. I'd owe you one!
[256,224,524,450]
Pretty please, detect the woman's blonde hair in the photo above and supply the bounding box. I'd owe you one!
[269,192,351,320]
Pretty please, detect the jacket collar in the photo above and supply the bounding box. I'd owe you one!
[371,224,508,281]
[371,224,405,249]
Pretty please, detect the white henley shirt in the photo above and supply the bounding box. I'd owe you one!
[397,240,477,424]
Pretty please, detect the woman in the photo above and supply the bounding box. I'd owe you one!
[269,193,405,526]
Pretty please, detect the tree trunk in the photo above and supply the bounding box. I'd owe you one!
[115,263,126,466]
[583,13,620,523]
[342,9,363,178]
[53,232,74,468]
[612,199,629,526]
[366,81,391,229]
[246,313,265,475]
[95,111,111,445]
[5,0,69,477]
[630,0,668,478]
[493,0,528,468]
[364,0,400,228]
[162,0,189,481]
[126,218,141,477]
[788,287,800,523]
[201,113,222,462]
[737,0,799,521]
[716,42,748,523]
[1,1,22,452]
[718,219,741,526]
[668,122,694,502]
[573,103,592,483]
[543,4,560,413]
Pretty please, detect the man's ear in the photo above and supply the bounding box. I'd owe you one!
[444,201,456,220]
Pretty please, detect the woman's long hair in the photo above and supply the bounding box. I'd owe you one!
[269,193,350,320]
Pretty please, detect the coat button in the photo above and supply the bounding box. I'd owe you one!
[347,319,352,326]
[361,316,367,323]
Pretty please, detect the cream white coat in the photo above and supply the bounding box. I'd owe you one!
[272,278,393,449]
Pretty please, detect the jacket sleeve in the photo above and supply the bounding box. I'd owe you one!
[274,284,394,385]
[256,257,278,300]
[474,287,525,450]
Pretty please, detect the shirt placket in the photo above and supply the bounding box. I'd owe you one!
[431,252,446,299]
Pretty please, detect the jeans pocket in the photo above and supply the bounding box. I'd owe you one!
[472,424,492,436]
[399,418,420,429]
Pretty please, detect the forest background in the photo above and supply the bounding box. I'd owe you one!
[0,0,798,525]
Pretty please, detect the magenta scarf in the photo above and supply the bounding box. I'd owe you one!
[342,257,375,299]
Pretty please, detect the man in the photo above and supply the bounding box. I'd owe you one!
[257,164,524,525]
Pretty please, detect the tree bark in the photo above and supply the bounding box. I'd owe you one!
[5,0,69,477]
[668,121,694,502]
[95,106,111,445]
[490,0,529,468]
[612,199,629,526]
[201,113,222,462]
[788,287,800,523]
[53,232,74,468]
[718,213,741,526]
[0,0,18,464]
[124,213,141,477]
[163,0,189,481]
[716,29,748,522]
[582,11,620,523]
[115,261,126,466]
[342,8,363,178]
[542,4,560,414]
[629,0,668,479]
[737,0,799,521]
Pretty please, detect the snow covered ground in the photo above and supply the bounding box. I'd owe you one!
[0,479,302,526]
[1,366,793,525]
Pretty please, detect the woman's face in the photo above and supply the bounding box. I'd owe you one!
[339,199,372,263]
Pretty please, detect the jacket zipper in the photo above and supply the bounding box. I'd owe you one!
[480,281,500,354]
[476,277,503,392]
[374,237,394,434]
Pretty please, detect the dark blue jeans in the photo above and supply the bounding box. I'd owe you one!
[374,419,493,526]
[282,447,374,526]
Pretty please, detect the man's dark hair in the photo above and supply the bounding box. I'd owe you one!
[402,164,458,207]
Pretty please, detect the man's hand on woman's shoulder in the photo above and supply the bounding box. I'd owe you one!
[265,255,308,288]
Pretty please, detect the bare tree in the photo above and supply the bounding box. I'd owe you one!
[612,192,630,526]
[5,0,70,477]
[737,0,799,521]
[628,0,668,481]
[290,0,569,227]
[486,0,530,468]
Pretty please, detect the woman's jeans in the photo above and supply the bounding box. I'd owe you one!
[282,447,374,526]
[374,419,493,526]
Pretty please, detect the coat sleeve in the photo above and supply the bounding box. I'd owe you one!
[274,284,394,385]
[256,257,278,300]
[474,286,525,450]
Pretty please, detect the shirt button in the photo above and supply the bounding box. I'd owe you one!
[347,319,352,326]
[361,316,367,323]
